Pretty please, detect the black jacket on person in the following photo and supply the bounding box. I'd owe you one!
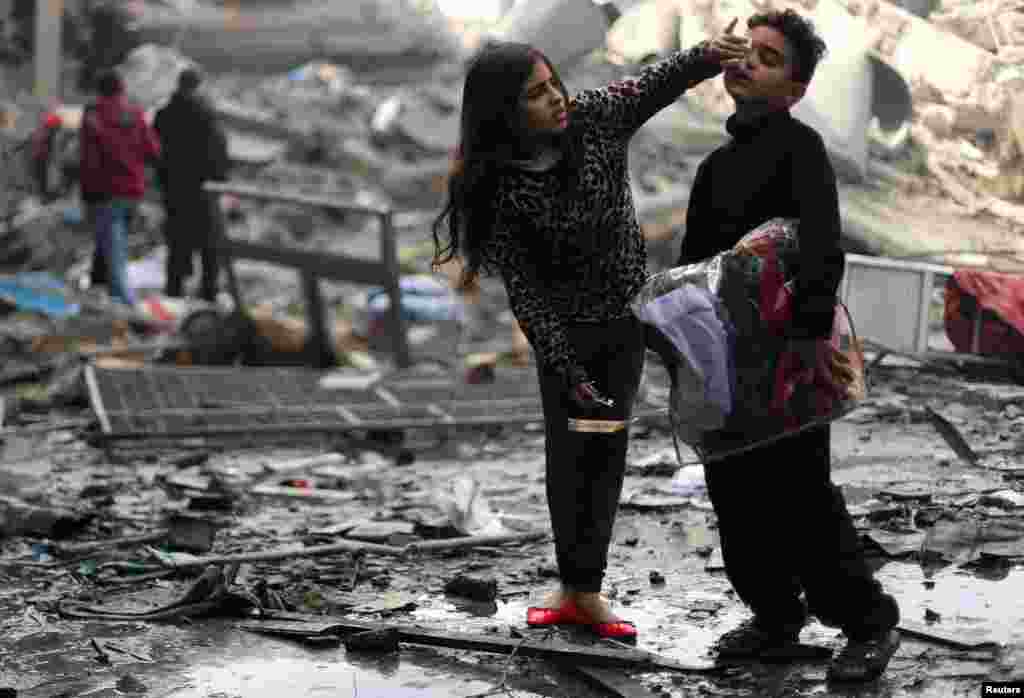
[677,109,845,339]
[153,90,229,198]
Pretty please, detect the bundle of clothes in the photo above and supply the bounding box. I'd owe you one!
[633,218,866,461]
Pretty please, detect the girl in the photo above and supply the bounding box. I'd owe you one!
[432,25,747,640]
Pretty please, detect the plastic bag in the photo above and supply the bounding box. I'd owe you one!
[633,218,867,461]
[633,284,734,445]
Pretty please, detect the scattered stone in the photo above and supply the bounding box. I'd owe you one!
[345,521,416,543]
[536,563,559,579]
[166,514,218,554]
[115,674,148,694]
[704,548,725,572]
[649,570,666,586]
[914,508,945,528]
[444,574,499,603]
[879,485,933,503]
[925,608,942,623]
[0,495,92,539]
[979,490,1024,510]
[344,628,400,654]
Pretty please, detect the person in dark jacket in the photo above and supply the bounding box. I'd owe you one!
[432,30,747,640]
[79,68,161,305]
[153,68,230,301]
[676,10,900,682]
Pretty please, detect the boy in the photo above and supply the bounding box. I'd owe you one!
[677,10,900,682]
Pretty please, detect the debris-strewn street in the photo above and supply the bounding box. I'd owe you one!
[0,357,1022,697]
[2,0,1024,695]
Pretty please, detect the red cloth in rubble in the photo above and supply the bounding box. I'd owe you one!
[944,269,1024,356]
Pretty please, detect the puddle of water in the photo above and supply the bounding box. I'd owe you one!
[878,561,1024,646]
[170,655,497,698]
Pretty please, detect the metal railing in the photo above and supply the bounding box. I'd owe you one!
[205,180,411,368]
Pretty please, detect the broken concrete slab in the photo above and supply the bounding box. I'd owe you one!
[344,627,400,653]
[118,43,198,111]
[131,1,459,75]
[866,529,928,558]
[443,574,498,603]
[492,0,614,70]
[0,493,91,539]
[240,612,717,671]
[344,521,416,543]
[371,91,459,155]
[978,490,1024,510]
[575,666,664,698]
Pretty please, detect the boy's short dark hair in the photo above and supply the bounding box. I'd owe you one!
[748,9,827,84]
[96,69,124,97]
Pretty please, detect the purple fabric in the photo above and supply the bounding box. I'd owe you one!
[638,285,733,416]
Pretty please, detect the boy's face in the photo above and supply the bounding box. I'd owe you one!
[723,25,807,108]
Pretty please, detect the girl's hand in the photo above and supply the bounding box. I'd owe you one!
[705,18,749,68]
[570,380,615,410]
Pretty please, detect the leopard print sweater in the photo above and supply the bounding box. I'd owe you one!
[481,44,720,387]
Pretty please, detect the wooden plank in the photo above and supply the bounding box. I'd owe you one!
[156,539,405,568]
[239,614,717,672]
[898,621,999,651]
[219,238,392,287]
[379,211,411,368]
[205,181,389,217]
[924,407,981,467]
[55,532,166,556]
[574,666,663,698]
[84,365,113,434]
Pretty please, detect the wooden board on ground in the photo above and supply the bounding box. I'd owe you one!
[239,613,717,672]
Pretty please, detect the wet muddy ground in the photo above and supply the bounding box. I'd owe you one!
[1,361,1022,697]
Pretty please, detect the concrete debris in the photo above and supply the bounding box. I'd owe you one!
[118,44,198,111]
[491,0,616,70]
[344,627,401,653]
[443,573,499,602]
[0,493,92,538]
[2,3,1024,695]
[130,0,459,75]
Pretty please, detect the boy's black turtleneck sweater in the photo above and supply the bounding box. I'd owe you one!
[677,108,845,339]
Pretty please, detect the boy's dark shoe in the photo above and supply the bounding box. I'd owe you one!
[827,629,901,682]
[715,619,801,660]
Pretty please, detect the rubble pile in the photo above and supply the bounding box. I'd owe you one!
[608,0,1024,268]
[0,2,1022,695]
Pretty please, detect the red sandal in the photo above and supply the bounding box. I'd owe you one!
[588,619,638,640]
[526,599,584,627]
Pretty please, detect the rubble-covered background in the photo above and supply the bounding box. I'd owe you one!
[0,0,1022,696]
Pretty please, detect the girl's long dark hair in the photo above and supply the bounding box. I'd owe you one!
[431,42,582,287]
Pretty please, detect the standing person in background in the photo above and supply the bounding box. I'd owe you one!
[676,10,900,682]
[432,28,747,640]
[153,68,230,302]
[79,68,160,305]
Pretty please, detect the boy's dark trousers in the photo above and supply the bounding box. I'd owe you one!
[704,425,900,639]
[537,316,645,593]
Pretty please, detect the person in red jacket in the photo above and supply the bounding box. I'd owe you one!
[79,69,160,305]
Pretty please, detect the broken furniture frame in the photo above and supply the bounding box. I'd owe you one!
[204,180,411,369]
[839,253,1009,367]
[83,363,669,444]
